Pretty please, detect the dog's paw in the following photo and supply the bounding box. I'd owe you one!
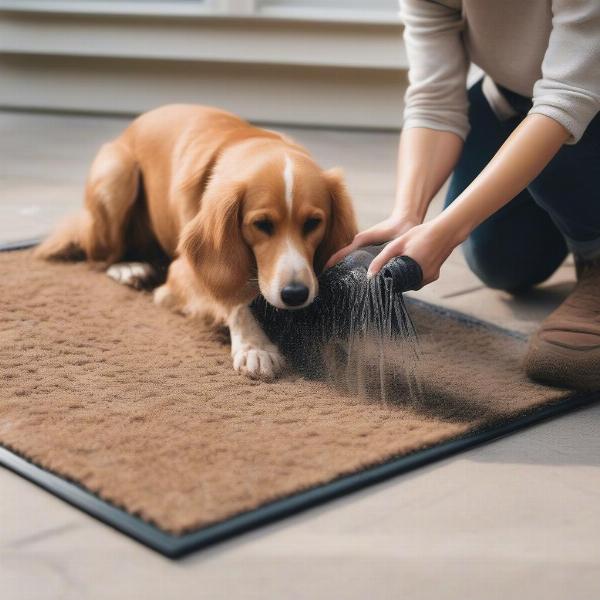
[232,344,285,380]
[107,262,157,290]
[153,284,175,308]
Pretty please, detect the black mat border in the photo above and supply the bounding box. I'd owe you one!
[2,239,597,558]
[0,238,45,252]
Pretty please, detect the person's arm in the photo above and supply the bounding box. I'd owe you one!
[367,114,570,283]
[365,0,599,282]
[529,0,600,145]
[394,128,464,225]
[326,0,468,268]
[326,127,463,267]
[329,0,599,284]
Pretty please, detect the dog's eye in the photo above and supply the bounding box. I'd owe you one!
[254,218,274,235]
[303,217,322,235]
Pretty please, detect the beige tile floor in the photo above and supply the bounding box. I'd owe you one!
[1,111,599,599]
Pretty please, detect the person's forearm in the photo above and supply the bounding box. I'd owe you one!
[435,114,570,244]
[394,127,464,222]
[366,114,571,282]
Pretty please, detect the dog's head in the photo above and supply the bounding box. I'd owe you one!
[180,143,357,309]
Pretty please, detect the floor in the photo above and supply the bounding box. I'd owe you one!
[1,111,599,599]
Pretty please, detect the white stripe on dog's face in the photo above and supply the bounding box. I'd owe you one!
[252,152,321,309]
[283,154,294,210]
[256,156,315,309]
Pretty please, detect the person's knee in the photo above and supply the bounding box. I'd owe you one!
[463,238,555,293]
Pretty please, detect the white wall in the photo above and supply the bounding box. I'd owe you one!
[0,1,407,128]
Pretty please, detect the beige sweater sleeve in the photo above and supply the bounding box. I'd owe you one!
[530,0,600,144]
[400,0,470,140]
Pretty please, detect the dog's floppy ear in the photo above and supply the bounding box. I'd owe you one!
[314,168,358,273]
[179,181,255,306]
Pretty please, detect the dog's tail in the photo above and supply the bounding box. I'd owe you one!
[33,210,92,261]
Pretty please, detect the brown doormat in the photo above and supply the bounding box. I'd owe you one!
[1,248,596,557]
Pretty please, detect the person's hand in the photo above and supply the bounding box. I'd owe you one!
[325,214,420,269]
[366,218,463,286]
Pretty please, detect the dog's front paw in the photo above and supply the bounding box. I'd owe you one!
[232,343,285,380]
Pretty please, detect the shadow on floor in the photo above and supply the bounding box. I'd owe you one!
[499,280,574,323]
[469,400,600,467]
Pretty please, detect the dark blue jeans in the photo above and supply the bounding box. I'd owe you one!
[445,79,600,292]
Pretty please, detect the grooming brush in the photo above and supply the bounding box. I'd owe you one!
[252,244,423,376]
[340,244,423,295]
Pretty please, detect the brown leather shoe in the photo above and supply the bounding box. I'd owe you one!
[524,256,600,391]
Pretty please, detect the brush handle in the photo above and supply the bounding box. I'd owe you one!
[380,255,423,293]
[339,244,423,292]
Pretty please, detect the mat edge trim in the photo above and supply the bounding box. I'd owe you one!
[1,392,597,558]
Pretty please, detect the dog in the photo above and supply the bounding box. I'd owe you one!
[35,104,357,379]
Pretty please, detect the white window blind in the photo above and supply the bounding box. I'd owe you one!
[256,0,400,22]
[0,0,401,21]
[259,0,398,9]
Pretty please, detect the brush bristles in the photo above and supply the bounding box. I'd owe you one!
[253,257,422,402]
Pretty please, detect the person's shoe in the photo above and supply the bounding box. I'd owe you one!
[524,255,600,391]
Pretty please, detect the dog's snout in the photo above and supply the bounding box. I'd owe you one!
[280,282,309,307]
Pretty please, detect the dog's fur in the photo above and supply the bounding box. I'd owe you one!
[35,105,357,379]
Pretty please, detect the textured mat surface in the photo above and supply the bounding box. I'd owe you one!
[0,250,582,544]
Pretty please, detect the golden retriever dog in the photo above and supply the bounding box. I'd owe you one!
[35,105,357,379]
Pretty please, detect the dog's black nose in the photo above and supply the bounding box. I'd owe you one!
[281,283,309,307]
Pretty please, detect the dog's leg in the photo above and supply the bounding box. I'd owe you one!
[228,304,285,380]
[84,140,140,262]
[153,256,221,322]
[153,256,207,316]
[154,257,284,378]
[35,140,139,262]
[106,262,159,290]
